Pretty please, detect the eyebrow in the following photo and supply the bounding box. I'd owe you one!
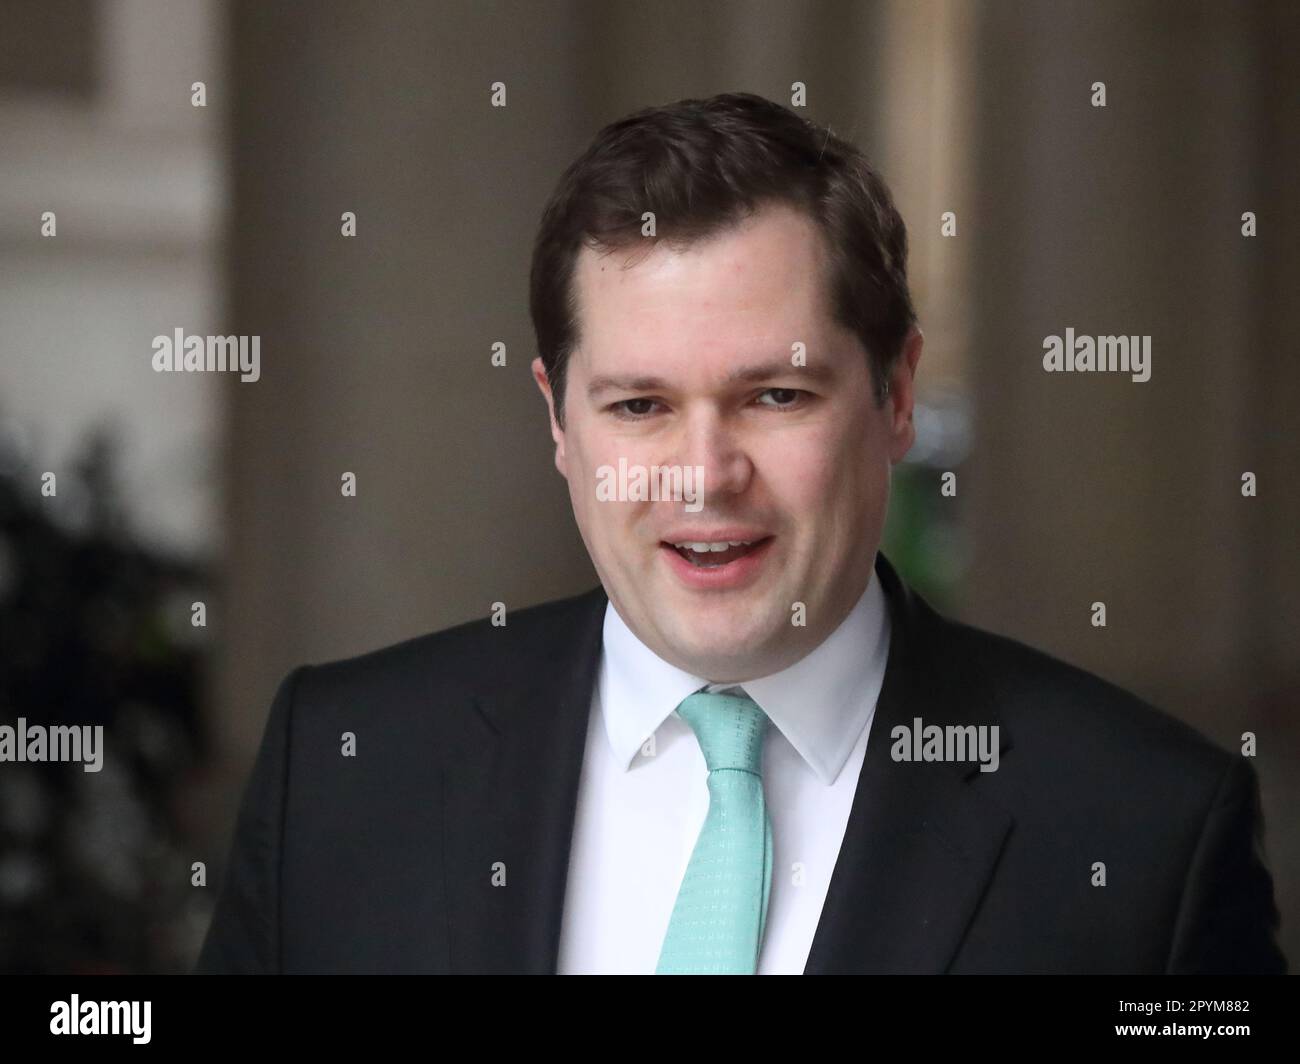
[585,359,838,398]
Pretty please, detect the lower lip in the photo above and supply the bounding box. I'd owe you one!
[659,537,775,590]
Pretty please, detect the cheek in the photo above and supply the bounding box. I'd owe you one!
[567,423,635,487]
[765,449,832,511]
[564,431,649,549]
[564,422,618,491]
[562,435,603,531]
[757,423,885,532]
[757,425,857,502]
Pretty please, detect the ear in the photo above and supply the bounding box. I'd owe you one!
[531,357,567,476]
[886,326,924,464]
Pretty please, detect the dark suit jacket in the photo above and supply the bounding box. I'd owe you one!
[195,552,1287,973]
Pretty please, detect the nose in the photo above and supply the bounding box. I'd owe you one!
[676,409,754,499]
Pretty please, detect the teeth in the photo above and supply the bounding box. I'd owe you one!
[672,539,754,552]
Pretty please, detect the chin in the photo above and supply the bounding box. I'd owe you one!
[676,636,769,673]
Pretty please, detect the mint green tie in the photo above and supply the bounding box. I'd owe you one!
[656,689,774,975]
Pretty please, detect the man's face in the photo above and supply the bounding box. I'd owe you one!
[532,203,922,682]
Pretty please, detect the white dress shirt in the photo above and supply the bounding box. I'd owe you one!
[556,568,892,974]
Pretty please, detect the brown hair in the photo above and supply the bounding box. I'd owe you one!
[529,92,916,427]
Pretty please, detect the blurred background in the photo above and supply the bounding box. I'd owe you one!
[0,0,1295,973]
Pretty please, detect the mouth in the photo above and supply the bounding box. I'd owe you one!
[657,534,776,590]
[663,537,773,568]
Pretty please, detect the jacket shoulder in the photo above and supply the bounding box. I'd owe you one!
[938,611,1235,781]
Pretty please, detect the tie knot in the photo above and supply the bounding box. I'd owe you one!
[676,690,769,775]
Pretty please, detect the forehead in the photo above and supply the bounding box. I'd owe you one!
[571,203,837,363]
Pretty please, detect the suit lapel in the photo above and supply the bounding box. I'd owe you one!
[803,554,1014,973]
[441,588,606,973]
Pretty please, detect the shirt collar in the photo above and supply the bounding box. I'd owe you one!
[597,566,891,785]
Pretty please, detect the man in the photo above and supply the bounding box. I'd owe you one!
[196,93,1286,974]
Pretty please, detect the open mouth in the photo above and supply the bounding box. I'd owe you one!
[663,536,774,568]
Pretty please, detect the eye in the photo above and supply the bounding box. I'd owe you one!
[755,388,807,409]
[609,397,663,420]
